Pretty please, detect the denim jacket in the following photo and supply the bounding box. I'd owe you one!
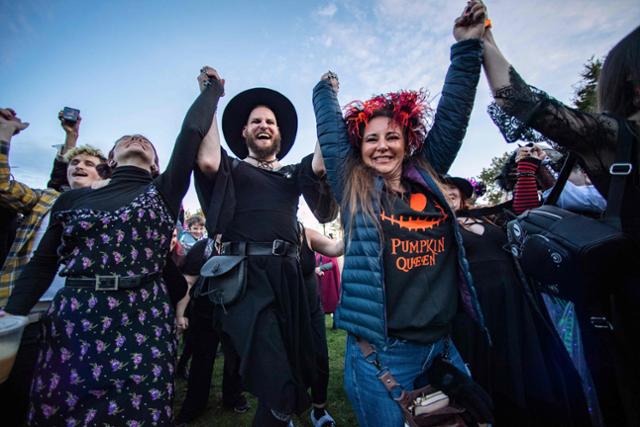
[312,38,488,346]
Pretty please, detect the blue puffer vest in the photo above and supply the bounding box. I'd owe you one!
[313,38,488,346]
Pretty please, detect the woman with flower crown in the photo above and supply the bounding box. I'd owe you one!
[311,2,495,426]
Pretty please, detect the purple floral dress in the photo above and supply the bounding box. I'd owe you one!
[27,185,177,427]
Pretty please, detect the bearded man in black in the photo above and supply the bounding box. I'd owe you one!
[193,67,336,427]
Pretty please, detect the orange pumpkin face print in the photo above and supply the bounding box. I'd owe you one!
[380,192,448,232]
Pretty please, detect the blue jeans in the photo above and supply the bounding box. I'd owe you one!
[344,334,469,427]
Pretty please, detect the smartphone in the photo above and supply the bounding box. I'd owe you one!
[62,107,80,123]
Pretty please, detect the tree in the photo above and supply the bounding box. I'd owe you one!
[183,207,204,220]
[572,56,602,112]
[478,151,511,205]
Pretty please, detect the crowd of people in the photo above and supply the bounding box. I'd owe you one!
[0,1,638,426]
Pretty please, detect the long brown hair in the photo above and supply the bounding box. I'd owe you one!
[598,26,640,117]
[342,141,445,238]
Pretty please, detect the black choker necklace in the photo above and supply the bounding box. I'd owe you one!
[247,155,278,170]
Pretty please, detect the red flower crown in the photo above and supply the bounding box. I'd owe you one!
[343,89,434,155]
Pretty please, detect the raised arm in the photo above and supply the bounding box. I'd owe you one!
[155,68,225,218]
[58,108,81,157]
[298,153,339,223]
[196,67,225,177]
[47,109,82,191]
[510,145,552,214]
[482,29,618,164]
[311,140,326,177]
[421,1,486,174]
[0,108,43,214]
[313,73,350,204]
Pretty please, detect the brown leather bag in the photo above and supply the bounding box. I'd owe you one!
[357,339,468,427]
[398,384,466,427]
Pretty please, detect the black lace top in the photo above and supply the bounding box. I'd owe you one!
[488,67,640,232]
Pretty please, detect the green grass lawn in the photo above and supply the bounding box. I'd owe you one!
[174,315,358,426]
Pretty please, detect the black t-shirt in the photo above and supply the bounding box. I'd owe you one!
[222,159,301,243]
[381,182,458,344]
[194,149,337,241]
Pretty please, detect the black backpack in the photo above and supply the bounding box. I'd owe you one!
[506,118,636,302]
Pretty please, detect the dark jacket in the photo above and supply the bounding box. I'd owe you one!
[313,38,488,346]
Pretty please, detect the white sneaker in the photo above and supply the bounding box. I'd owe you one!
[310,409,337,427]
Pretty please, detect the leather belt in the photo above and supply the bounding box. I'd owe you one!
[65,272,161,291]
[28,312,45,324]
[220,240,298,258]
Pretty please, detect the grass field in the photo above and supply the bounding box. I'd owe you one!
[174,315,358,426]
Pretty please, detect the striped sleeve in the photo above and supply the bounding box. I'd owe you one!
[512,157,542,214]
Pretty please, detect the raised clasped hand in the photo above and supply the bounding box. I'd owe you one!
[198,66,225,96]
[453,0,488,41]
[321,71,340,95]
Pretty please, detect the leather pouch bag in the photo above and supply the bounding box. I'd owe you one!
[358,339,473,427]
[399,384,467,427]
[199,255,247,306]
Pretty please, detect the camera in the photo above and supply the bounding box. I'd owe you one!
[62,107,80,124]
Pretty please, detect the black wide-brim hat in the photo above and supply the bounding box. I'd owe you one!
[221,87,297,160]
[444,176,474,200]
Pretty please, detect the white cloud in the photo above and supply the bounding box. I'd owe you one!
[305,0,640,182]
[315,3,338,18]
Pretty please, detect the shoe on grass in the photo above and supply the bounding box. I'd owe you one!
[223,394,250,414]
[310,408,336,427]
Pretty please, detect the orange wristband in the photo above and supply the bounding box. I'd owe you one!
[484,18,492,29]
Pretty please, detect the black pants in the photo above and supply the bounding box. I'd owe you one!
[250,277,329,427]
[0,320,42,426]
[309,295,329,405]
[575,272,640,427]
[176,298,243,422]
[176,327,193,374]
[252,400,291,427]
[612,273,640,427]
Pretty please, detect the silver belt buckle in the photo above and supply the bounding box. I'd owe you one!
[95,275,119,291]
[271,240,286,256]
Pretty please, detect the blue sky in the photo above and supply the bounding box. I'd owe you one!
[2,0,639,220]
